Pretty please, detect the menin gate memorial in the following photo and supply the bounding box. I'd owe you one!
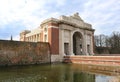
[20,13,95,62]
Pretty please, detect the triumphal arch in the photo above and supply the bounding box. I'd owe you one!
[20,13,95,62]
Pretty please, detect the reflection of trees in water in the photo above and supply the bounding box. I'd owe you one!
[73,72,95,82]
[0,64,119,82]
[60,66,95,82]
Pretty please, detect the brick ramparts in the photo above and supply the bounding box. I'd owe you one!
[0,40,50,66]
[64,56,120,66]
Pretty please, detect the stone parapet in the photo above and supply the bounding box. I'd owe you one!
[64,56,120,66]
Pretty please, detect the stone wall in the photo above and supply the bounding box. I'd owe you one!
[0,40,50,66]
[64,56,120,66]
[95,54,120,56]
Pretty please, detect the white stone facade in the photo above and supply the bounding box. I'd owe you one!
[58,13,94,56]
[20,13,95,62]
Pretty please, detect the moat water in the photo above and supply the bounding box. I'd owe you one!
[0,64,120,82]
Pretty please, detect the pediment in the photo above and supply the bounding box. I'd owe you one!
[70,12,84,22]
[59,13,91,29]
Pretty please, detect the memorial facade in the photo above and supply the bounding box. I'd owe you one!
[20,13,95,62]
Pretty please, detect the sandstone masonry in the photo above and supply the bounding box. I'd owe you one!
[20,13,95,62]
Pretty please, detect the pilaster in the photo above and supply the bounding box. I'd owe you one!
[70,32,74,55]
[83,34,87,55]
[61,30,65,56]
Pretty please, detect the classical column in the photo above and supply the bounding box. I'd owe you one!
[83,34,87,55]
[70,31,74,55]
[61,30,65,56]
[90,34,94,55]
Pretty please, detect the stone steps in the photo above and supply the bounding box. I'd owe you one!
[63,56,120,66]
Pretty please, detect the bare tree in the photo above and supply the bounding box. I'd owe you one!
[109,31,120,54]
[94,34,109,47]
[94,32,120,54]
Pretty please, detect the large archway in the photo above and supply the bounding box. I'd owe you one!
[73,32,83,55]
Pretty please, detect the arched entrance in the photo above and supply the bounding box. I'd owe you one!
[73,32,83,55]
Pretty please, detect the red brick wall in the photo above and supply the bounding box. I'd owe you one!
[0,40,50,66]
[48,27,59,55]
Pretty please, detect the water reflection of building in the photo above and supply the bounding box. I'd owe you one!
[1,64,120,82]
[60,67,95,82]
[67,72,120,82]
[60,65,120,82]
[73,72,95,82]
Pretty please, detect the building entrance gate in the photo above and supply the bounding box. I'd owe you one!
[73,32,83,55]
[20,13,95,62]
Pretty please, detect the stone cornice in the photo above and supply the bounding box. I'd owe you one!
[58,20,95,31]
[40,13,95,32]
[40,18,59,26]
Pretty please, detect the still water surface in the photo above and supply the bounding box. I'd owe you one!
[0,64,120,82]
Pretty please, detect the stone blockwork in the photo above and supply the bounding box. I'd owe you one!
[20,13,95,62]
[64,56,120,66]
[0,40,50,66]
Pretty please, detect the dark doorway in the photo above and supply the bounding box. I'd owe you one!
[87,45,90,55]
[73,32,83,55]
[64,43,69,55]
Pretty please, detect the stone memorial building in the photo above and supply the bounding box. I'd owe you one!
[20,13,95,62]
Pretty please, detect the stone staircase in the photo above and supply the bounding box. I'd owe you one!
[63,56,120,66]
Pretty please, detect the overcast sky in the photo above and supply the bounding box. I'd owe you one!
[0,0,120,40]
